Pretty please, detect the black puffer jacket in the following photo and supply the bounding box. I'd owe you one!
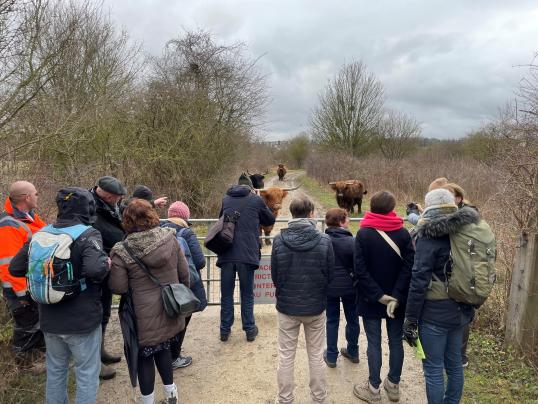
[405,207,477,328]
[216,185,275,267]
[90,187,125,254]
[325,227,355,298]
[271,219,334,316]
[9,188,109,334]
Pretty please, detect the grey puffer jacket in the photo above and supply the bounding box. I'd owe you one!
[109,227,189,347]
[271,219,334,316]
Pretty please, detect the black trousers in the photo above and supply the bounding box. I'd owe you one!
[170,315,192,361]
[138,348,174,396]
[3,288,44,353]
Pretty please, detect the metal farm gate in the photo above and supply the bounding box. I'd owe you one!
[191,217,364,305]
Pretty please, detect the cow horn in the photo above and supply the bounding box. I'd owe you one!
[281,185,301,191]
[328,182,336,185]
[345,180,356,185]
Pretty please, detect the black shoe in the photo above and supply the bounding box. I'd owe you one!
[220,333,230,342]
[246,326,259,342]
[340,348,360,364]
[323,351,336,368]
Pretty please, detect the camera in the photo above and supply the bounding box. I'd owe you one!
[406,202,420,216]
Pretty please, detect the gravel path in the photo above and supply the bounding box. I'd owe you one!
[97,172,427,404]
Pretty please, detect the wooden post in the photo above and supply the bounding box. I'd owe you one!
[505,232,538,358]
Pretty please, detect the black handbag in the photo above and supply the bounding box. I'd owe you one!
[123,244,200,318]
[204,195,250,255]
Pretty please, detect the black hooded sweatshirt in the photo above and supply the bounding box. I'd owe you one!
[9,188,109,334]
[271,219,334,316]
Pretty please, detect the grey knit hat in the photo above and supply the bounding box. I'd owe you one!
[424,188,455,208]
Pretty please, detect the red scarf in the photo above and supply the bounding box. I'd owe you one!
[360,211,403,231]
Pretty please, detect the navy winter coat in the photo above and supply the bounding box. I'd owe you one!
[161,220,206,270]
[405,207,477,328]
[325,227,355,298]
[354,227,414,319]
[216,185,275,268]
[271,219,334,316]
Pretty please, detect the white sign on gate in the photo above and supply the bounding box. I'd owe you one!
[254,257,275,304]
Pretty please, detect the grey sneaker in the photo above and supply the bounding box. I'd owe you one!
[383,378,400,402]
[172,355,192,369]
[353,381,381,403]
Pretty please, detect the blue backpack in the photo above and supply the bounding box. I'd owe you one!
[27,224,90,304]
[176,228,201,285]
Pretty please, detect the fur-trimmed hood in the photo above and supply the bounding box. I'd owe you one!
[417,207,480,239]
[112,226,176,264]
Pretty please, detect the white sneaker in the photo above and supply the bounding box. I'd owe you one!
[172,355,192,369]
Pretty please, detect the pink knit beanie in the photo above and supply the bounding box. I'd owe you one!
[168,201,190,220]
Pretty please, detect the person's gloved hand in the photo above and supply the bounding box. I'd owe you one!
[378,295,397,305]
[386,299,399,318]
[403,318,418,347]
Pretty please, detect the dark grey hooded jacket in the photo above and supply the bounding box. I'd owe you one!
[271,219,334,316]
[405,207,478,328]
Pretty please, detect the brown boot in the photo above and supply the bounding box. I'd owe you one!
[101,331,121,364]
[99,362,116,380]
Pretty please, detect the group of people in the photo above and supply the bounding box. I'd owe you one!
[266,177,483,404]
[2,177,205,404]
[0,173,486,404]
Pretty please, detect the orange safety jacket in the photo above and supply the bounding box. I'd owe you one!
[0,197,46,296]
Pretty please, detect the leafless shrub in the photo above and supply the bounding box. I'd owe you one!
[376,109,422,160]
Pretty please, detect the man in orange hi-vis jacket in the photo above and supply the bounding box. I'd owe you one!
[0,181,46,359]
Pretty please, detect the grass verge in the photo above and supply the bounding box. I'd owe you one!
[463,332,538,403]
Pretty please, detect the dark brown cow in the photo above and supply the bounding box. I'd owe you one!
[277,164,287,181]
[329,180,367,213]
[259,185,300,245]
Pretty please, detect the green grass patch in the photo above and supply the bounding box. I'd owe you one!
[462,332,538,403]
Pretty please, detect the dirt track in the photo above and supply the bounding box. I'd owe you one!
[97,172,427,403]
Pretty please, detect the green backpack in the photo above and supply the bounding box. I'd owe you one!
[427,219,496,306]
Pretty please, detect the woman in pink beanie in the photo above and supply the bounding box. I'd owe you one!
[168,201,190,221]
[161,201,207,369]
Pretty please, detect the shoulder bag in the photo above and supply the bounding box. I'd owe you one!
[123,243,200,318]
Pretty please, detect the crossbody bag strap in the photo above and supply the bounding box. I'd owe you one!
[375,229,402,259]
[123,243,163,288]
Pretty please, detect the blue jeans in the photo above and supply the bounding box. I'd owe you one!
[419,321,465,404]
[362,317,404,389]
[325,294,359,363]
[220,263,257,334]
[44,325,101,404]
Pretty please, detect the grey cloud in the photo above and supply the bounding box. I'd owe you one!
[104,0,538,140]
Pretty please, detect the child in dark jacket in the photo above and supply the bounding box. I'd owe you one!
[353,191,414,403]
[323,208,359,367]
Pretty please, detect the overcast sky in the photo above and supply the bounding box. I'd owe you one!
[105,0,538,140]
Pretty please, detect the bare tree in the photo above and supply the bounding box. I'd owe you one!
[310,61,384,157]
[0,0,77,135]
[376,109,422,159]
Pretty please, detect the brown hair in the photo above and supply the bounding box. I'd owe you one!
[428,177,449,192]
[289,197,315,218]
[370,191,396,214]
[122,199,160,234]
[325,208,348,227]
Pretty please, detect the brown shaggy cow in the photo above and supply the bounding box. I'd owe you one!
[277,164,286,181]
[329,180,367,213]
[259,185,299,245]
